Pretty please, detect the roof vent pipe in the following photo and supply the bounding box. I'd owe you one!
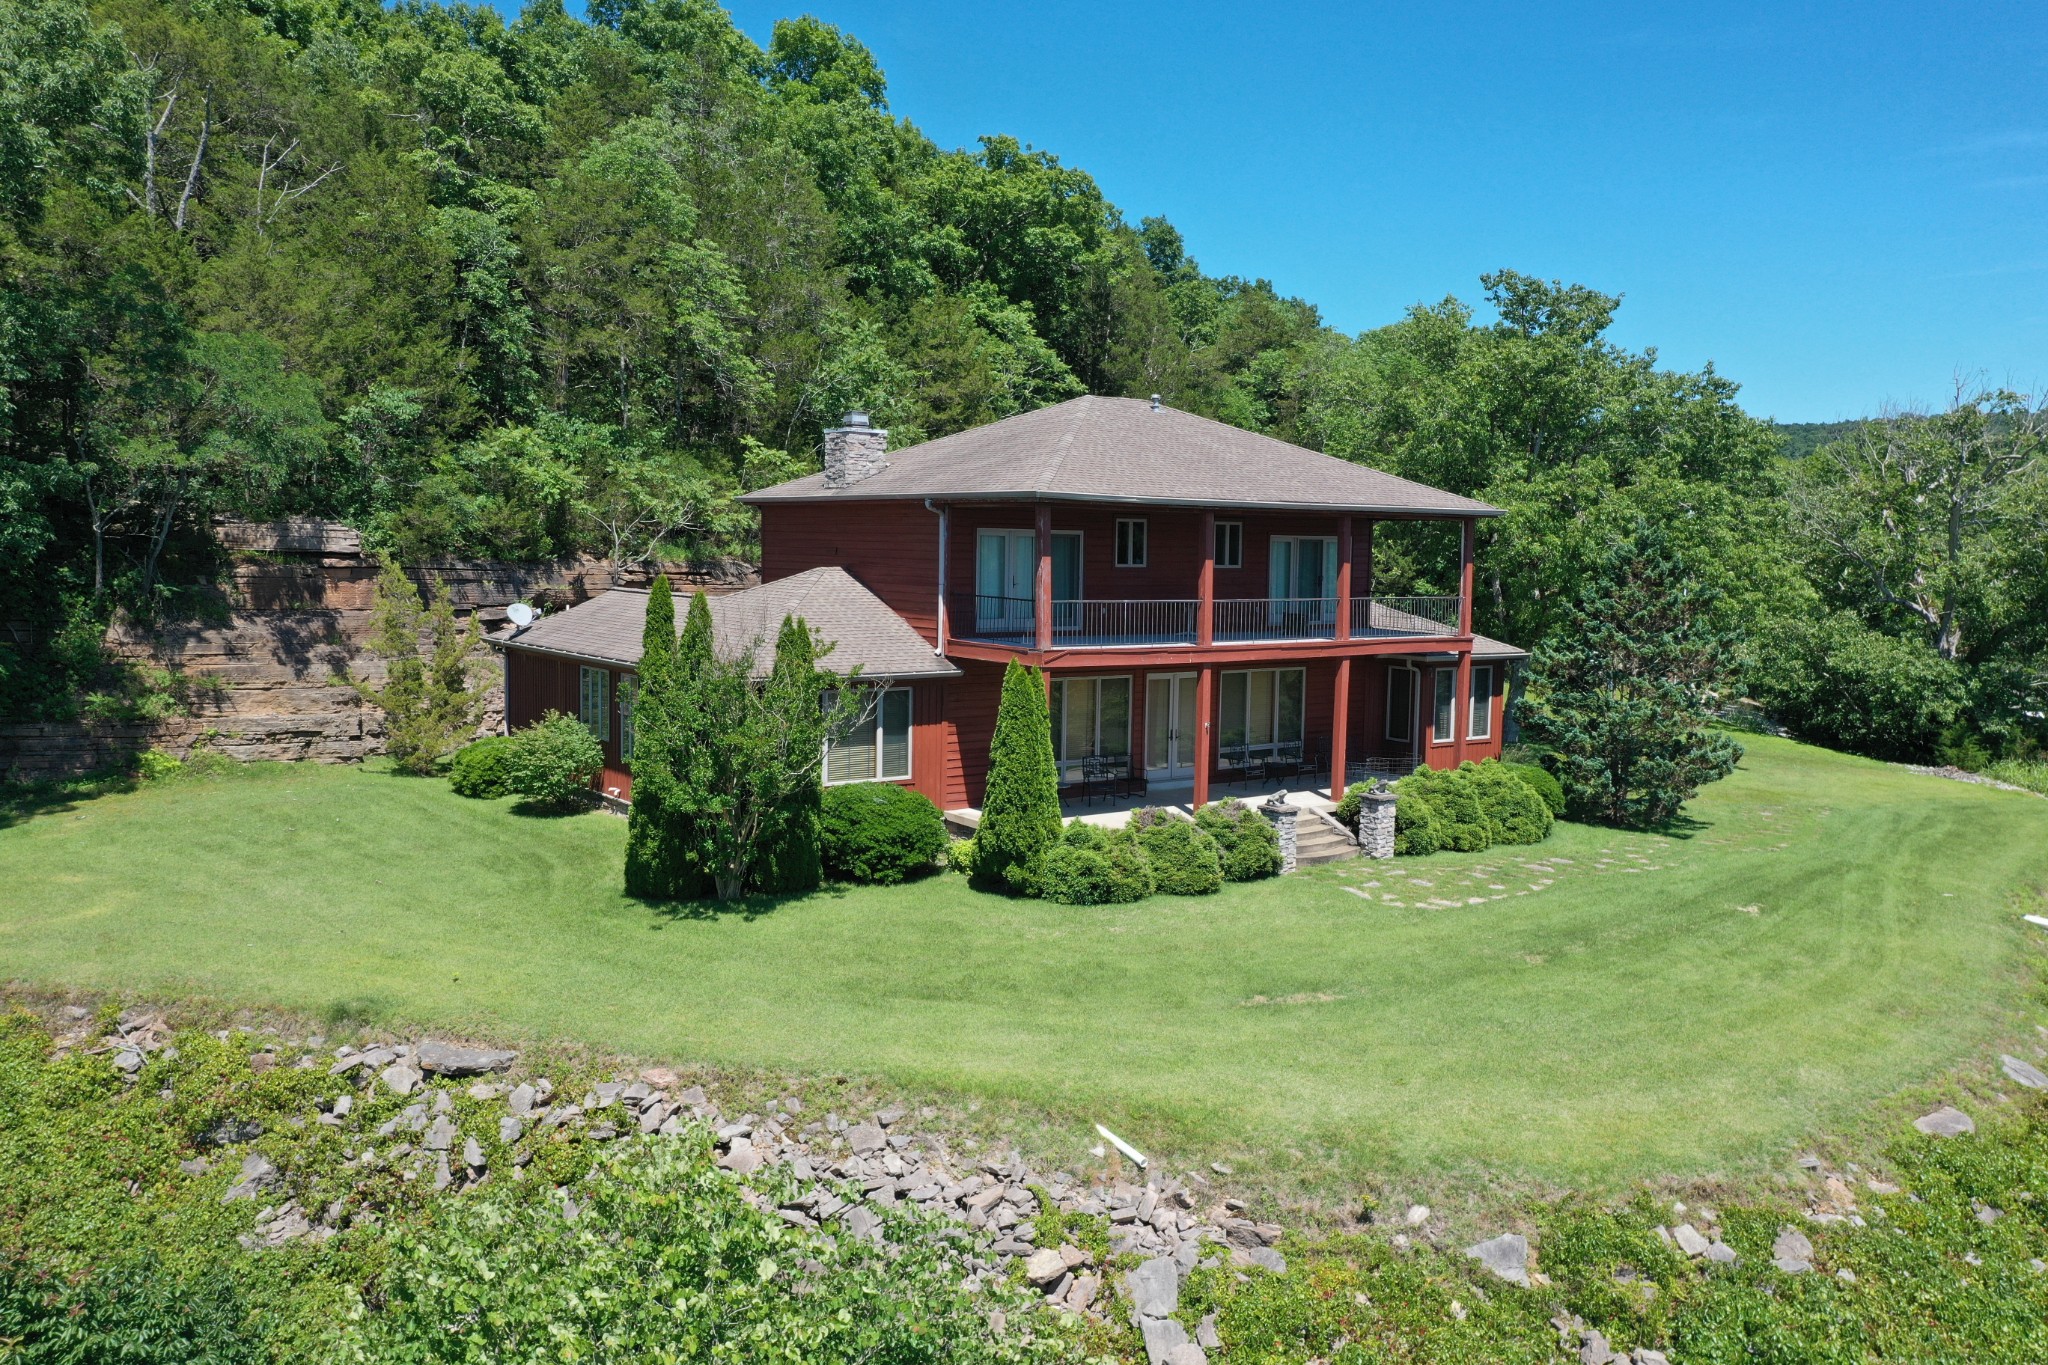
[1150,394,1161,411]
[822,411,889,489]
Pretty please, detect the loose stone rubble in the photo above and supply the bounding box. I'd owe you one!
[60,1007,1288,1348]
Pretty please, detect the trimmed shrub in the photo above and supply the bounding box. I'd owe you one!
[948,837,980,877]
[505,711,604,811]
[1393,766,1490,852]
[1194,800,1283,882]
[1468,760,1553,845]
[1031,833,1154,905]
[820,783,949,884]
[1129,809,1224,895]
[448,735,516,798]
[974,660,1063,888]
[1502,761,1565,817]
[1393,793,1443,855]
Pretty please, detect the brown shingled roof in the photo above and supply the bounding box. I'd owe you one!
[740,395,1501,517]
[488,567,960,681]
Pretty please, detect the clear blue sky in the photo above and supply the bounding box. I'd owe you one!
[521,1,2048,422]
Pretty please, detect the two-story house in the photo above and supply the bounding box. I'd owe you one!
[494,396,1525,812]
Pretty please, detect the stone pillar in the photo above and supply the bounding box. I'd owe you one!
[1260,793,1299,873]
[1357,784,1397,859]
[822,412,889,487]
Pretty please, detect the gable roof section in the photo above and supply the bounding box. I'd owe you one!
[489,567,960,681]
[741,395,1500,517]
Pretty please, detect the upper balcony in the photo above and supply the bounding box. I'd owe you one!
[950,592,1463,651]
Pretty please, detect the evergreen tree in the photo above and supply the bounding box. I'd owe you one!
[668,591,721,900]
[1522,521,1745,826]
[751,615,827,896]
[349,560,486,775]
[624,575,682,897]
[973,660,1063,887]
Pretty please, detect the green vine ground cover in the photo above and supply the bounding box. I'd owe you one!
[1,736,2044,1192]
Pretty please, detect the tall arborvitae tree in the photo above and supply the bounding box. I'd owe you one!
[973,659,1063,887]
[624,575,682,897]
[1522,521,1745,827]
[751,615,828,896]
[668,591,721,900]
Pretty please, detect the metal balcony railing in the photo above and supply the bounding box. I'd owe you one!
[950,593,1467,649]
[1353,595,1462,637]
[1212,597,1340,643]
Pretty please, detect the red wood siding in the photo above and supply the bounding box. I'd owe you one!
[945,506,1369,604]
[759,502,941,642]
[939,659,1005,809]
[505,645,952,807]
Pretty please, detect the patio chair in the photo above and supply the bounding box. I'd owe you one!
[1080,754,1117,807]
[1111,756,1148,800]
[1265,742,1303,785]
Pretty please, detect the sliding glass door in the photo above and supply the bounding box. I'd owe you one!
[1218,668,1306,756]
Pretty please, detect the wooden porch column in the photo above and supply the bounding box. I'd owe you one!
[1034,502,1053,652]
[1197,510,1215,647]
[1193,664,1215,809]
[1335,515,1353,642]
[1452,649,1473,766]
[1359,520,1375,600]
[1330,657,1351,799]
[1458,517,1475,637]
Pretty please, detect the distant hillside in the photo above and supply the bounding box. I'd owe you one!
[1773,420,1863,460]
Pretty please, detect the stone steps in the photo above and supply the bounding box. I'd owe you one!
[1294,815,1359,866]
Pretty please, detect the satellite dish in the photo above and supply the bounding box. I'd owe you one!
[506,602,536,628]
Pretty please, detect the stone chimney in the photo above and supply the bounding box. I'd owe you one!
[822,411,888,488]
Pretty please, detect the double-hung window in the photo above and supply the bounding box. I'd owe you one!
[1214,520,1243,569]
[1431,668,1455,744]
[824,687,912,784]
[1467,665,1495,741]
[1114,518,1147,568]
[578,666,610,742]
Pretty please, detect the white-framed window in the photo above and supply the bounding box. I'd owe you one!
[1431,668,1455,744]
[1114,518,1147,568]
[618,675,638,761]
[1385,664,1415,744]
[824,687,912,784]
[1214,520,1243,569]
[1050,675,1132,780]
[1219,667,1306,755]
[1467,665,1495,741]
[579,666,610,742]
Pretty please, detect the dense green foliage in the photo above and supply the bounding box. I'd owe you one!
[1127,808,1225,895]
[446,734,514,798]
[347,561,486,775]
[504,709,603,809]
[1524,524,1744,826]
[972,660,1061,889]
[1192,798,1283,881]
[1391,760,1553,856]
[819,781,947,884]
[359,1140,1036,1364]
[1026,821,1153,904]
[1750,610,1968,762]
[1501,761,1565,816]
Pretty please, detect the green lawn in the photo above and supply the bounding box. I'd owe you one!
[2,735,2044,1187]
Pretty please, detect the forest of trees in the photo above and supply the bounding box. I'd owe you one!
[2,0,2043,763]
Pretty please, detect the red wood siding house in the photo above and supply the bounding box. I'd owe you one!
[498,396,1525,812]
